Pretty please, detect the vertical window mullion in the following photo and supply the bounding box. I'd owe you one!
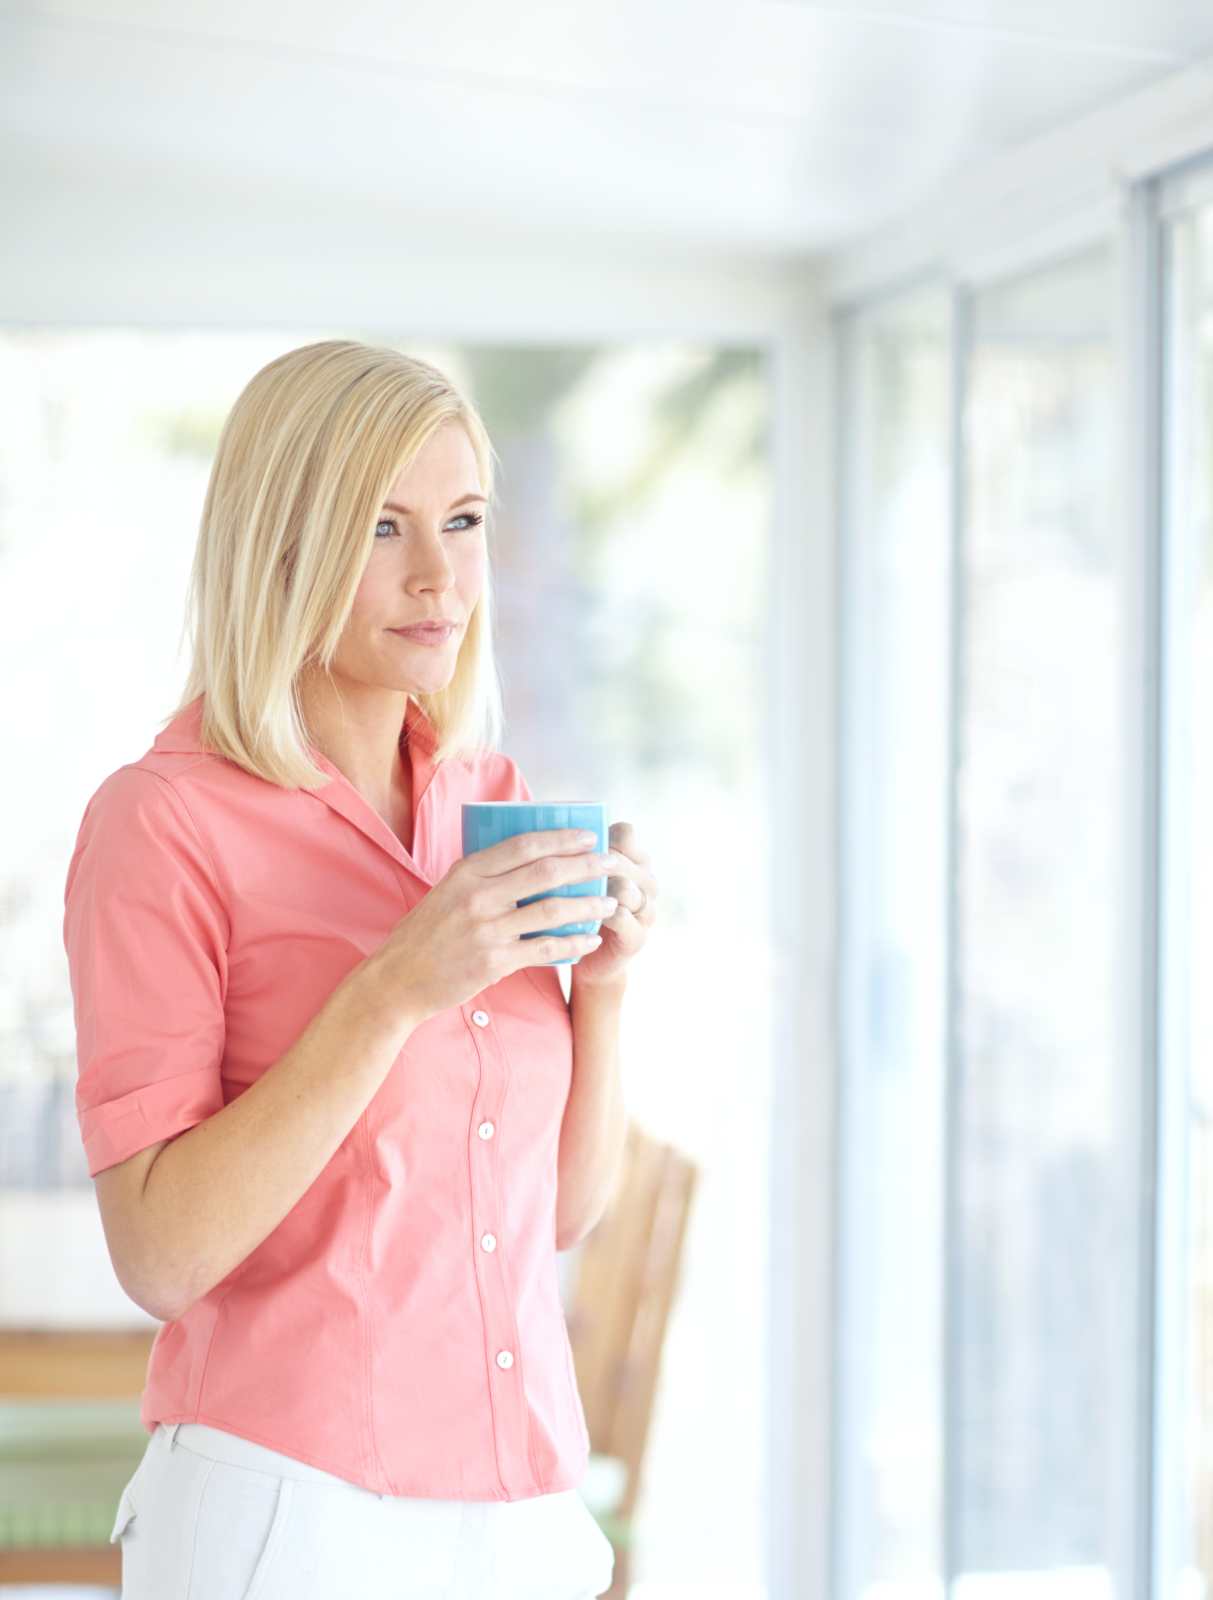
[1122,171,1165,1600]
[943,280,973,1598]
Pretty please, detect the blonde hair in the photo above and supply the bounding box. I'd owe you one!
[163,339,505,789]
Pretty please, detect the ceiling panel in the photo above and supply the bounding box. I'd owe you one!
[2,0,1211,256]
[772,0,1213,59]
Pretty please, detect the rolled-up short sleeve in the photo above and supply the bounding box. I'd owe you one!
[63,764,230,1178]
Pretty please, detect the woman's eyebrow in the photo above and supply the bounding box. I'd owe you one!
[382,492,487,515]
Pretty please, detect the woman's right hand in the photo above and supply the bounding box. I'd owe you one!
[364,830,618,1025]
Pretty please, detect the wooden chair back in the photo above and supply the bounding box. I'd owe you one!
[566,1118,699,1521]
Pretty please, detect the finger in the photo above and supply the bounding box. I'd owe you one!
[603,884,641,920]
[608,821,648,865]
[605,866,650,907]
[471,828,598,876]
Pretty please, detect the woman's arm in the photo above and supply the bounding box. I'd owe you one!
[125,959,417,1322]
[556,973,629,1250]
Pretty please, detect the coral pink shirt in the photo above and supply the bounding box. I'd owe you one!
[62,693,591,1500]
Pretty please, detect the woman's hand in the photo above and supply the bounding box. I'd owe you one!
[364,829,617,1025]
[568,820,657,989]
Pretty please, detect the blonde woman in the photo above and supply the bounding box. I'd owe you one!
[62,339,658,1599]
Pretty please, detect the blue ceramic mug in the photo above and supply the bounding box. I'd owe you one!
[461,801,608,965]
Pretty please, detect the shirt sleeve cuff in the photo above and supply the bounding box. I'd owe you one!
[80,1065,225,1178]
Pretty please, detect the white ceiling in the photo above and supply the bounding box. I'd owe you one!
[3,0,1213,263]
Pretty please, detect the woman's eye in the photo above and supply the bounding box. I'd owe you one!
[374,513,484,540]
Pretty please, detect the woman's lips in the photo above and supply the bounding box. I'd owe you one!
[388,624,456,645]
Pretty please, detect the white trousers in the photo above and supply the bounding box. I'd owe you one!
[109,1420,616,1600]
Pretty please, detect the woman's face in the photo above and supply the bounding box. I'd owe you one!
[335,421,487,696]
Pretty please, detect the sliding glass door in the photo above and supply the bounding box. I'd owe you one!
[956,245,1133,1593]
[836,284,951,1600]
[1158,166,1213,1600]
[838,240,1139,1598]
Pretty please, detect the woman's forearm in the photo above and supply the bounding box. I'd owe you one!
[132,952,626,1312]
[556,974,628,1250]
[133,956,418,1321]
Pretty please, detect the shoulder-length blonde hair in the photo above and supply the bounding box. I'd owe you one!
[163,338,505,789]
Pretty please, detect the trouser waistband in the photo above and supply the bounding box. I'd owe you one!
[155,1420,394,1502]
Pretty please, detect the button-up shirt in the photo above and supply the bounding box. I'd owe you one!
[62,693,591,1499]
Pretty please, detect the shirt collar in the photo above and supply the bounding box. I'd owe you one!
[151,693,441,884]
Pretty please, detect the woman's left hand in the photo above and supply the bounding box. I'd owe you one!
[569,820,657,988]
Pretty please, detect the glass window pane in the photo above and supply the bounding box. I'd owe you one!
[1161,187,1213,1600]
[837,285,951,1600]
[958,244,1131,1589]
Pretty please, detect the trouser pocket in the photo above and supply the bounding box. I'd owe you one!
[186,1458,296,1600]
[109,1478,138,1544]
[111,1427,296,1600]
[239,1474,294,1600]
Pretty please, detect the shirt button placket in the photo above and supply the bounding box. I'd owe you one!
[465,1002,531,1493]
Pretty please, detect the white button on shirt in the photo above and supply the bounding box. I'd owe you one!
[472,1009,490,1026]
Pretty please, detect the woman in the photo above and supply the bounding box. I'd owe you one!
[62,339,658,1599]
